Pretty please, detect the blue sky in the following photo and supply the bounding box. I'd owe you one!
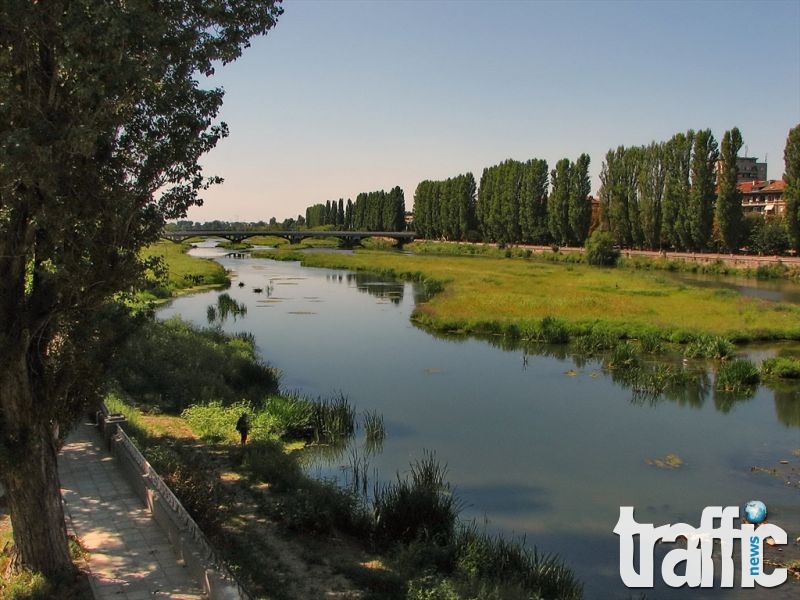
[191,0,800,222]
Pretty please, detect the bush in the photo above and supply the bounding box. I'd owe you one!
[715,359,760,392]
[585,230,620,266]
[683,334,734,359]
[373,452,461,547]
[109,317,279,413]
[761,356,800,379]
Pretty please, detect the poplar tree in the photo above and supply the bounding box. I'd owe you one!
[715,127,744,252]
[549,159,572,245]
[662,131,695,250]
[638,142,666,250]
[0,0,282,577]
[783,124,800,252]
[688,129,719,251]
[519,159,549,244]
[568,154,592,245]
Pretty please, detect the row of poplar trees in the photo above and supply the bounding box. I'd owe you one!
[305,186,405,231]
[414,155,591,245]
[598,127,746,252]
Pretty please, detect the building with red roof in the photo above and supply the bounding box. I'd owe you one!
[739,179,786,216]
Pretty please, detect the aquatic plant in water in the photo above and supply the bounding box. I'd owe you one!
[715,359,760,392]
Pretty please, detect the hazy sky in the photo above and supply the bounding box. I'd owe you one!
[190,0,800,223]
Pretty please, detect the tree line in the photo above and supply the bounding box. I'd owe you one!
[598,128,730,252]
[304,186,405,231]
[412,154,591,246]
[175,125,800,257]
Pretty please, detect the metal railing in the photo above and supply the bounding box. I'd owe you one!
[111,422,253,600]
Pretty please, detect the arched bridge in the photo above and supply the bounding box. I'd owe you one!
[162,229,417,248]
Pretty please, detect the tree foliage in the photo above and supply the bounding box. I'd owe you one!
[0,0,281,577]
[715,127,744,252]
[688,129,719,251]
[569,154,592,245]
[549,158,572,246]
[585,230,620,266]
[599,129,731,252]
[784,124,800,251]
[413,174,477,240]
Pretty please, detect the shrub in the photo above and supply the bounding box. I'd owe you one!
[454,525,583,600]
[715,359,760,392]
[606,342,640,370]
[571,331,618,355]
[109,317,279,412]
[683,334,734,359]
[585,230,620,266]
[761,356,800,379]
[535,316,570,344]
[242,439,305,491]
[373,452,461,547]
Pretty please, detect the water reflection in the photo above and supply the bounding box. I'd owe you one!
[162,250,800,599]
[767,383,800,427]
[323,272,405,304]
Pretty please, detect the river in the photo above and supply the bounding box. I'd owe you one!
[158,244,800,599]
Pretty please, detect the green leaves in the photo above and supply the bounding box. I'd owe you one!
[715,127,744,252]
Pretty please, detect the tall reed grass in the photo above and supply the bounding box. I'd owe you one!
[373,451,461,546]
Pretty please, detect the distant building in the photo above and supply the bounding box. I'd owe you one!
[736,157,768,182]
[739,179,786,216]
[716,156,768,184]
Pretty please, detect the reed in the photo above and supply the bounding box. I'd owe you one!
[311,392,356,443]
[207,292,247,324]
[373,451,461,547]
[683,334,735,359]
[454,524,583,600]
[715,359,760,392]
[761,356,800,379]
[363,408,386,450]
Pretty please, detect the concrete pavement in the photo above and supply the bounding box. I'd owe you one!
[59,422,206,600]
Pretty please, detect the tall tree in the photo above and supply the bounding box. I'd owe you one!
[0,0,281,577]
[688,129,719,251]
[549,159,572,245]
[784,124,800,252]
[661,131,695,250]
[638,142,666,250]
[519,159,549,244]
[568,154,592,245]
[715,127,744,252]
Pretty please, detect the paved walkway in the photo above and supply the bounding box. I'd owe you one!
[59,422,206,600]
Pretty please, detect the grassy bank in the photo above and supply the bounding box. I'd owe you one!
[255,248,800,345]
[103,316,582,599]
[142,240,229,299]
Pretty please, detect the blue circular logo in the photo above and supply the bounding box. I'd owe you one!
[744,500,767,524]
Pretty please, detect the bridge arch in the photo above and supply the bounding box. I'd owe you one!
[161,230,416,247]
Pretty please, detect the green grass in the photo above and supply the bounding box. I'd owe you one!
[761,356,800,379]
[715,359,760,392]
[142,240,228,298]
[270,249,800,344]
[108,317,280,413]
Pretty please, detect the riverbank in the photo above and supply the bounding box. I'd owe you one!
[250,246,800,345]
[141,240,229,299]
[151,241,800,598]
[103,315,583,599]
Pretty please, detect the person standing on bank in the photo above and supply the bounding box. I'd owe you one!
[236,412,250,448]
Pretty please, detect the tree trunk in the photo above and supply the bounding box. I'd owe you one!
[0,356,73,579]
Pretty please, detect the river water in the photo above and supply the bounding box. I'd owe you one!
[159,244,800,599]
